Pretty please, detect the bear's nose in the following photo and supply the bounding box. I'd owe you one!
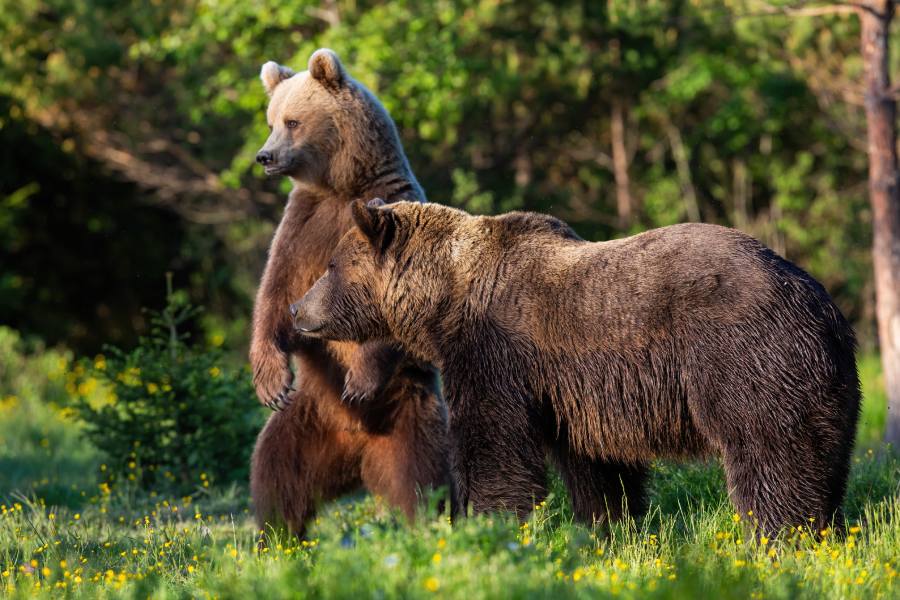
[256,150,274,166]
[289,302,299,317]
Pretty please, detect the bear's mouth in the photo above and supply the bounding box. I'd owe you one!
[265,156,303,176]
[292,320,325,335]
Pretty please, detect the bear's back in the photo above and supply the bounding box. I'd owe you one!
[585,223,785,326]
[487,219,834,351]
[494,211,583,242]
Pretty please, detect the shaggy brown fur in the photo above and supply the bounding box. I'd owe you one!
[249,50,449,537]
[292,200,861,533]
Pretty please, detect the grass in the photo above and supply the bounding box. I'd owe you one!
[1,338,898,598]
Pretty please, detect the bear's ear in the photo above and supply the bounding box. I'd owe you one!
[351,198,396,255]
[308,48,345,88]
[260,61,295,96]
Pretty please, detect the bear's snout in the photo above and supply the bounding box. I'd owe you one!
[290,298,325,335]
[256,150,274,166]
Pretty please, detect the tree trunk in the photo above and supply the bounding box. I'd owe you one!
[732,158,751,232]
[861,0,900,446]
[665,124,700,222]
[611,99,633,230]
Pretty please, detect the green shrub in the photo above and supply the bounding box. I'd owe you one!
[0,326,99,504]
[0,326,71,409]
[72,285,264,493]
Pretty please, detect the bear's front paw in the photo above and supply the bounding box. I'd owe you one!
[251,346,295,411]
[341,367,384,406]
[266,384,296,412]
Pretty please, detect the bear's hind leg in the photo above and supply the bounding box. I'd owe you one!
[553,448,648,525]
[722,443,836,535]
[360,386,450,522]
[250,395,362,540]
[250,410,315,541]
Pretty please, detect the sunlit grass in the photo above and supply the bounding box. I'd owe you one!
[1,344,897,598]
[1,468,898,598]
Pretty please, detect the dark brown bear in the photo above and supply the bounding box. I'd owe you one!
[249,50,449,537]
[291,199,861,533]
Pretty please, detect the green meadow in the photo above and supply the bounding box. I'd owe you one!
[1,330,897,599]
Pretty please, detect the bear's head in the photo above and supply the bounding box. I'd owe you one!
[256,49,408,191]
[290,199,465,356]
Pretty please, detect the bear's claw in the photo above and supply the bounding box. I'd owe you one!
[340,389,360,405]
[341,370,381,406]
[266,386,295,412]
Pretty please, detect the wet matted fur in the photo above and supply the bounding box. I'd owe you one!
[292,200,860,534]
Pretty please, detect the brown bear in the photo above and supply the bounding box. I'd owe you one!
[290,199,861,533]
[248,50,449,537]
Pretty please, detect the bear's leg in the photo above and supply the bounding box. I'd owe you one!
[822,412,857,534]
[342,340,402,405]
[250,408,315,540]
[553,448,648,525]
[360,387,450,521]
[823,456,851,533]
[448,410,548,519]
[721,444,836,534]
[250,394,362,541]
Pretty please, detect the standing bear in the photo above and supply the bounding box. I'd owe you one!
[249,50,449,537]
[291,199,861,533]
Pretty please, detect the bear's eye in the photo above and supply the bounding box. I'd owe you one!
[267,124,273,132]
[285,120,299,129]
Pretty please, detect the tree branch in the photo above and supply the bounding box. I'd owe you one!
[27,102,279,225]
[737,1,871,19]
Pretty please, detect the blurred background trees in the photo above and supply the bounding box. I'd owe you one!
[857,0,900,445]
[0,0,896,431]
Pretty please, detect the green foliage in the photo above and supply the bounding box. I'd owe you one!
[0,327,70,411]
[71,289,263,493]
[0,327,96,507]
[858,355,889,448]
[0,0,892,349]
